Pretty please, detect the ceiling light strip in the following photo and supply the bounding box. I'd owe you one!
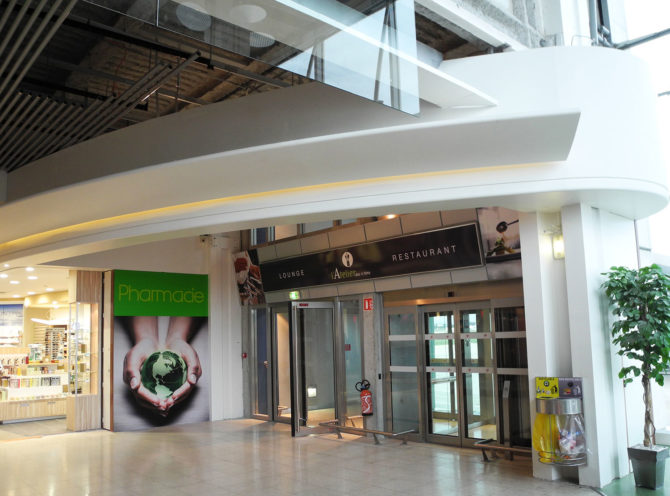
[21,102,83,164]
[0,94,50,161]
[4,98,61,169]
[0,0,78,126]
[0,0,32,70]
[0,0,56,113]
[0,0,19,36]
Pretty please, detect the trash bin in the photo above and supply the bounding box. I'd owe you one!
[532,377,587,466]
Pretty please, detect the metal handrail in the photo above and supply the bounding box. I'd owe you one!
[319,420,416,445]
[474,438,532,462]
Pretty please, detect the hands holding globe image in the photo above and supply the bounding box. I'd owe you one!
[122,316,204,416]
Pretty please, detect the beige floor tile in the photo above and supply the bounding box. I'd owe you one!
[0,418,598,496]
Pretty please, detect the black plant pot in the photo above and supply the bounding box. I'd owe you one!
[628,444,669,490]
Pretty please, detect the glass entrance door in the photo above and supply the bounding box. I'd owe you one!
[250,307,270,419]
[273,306,292,423]
[423,303,496,447]
[385,302,500,447]
[291,301,337,436]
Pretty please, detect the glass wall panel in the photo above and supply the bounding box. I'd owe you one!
[154,0,420,113]
[428,372,458,436]
[496,339,528,368]
[301,308,335,426]
[427,339,455,367]
[464,372,496,440]
[389,313,415,335]
[342,302,362,419]
[460,309,491,334]
[462,339,493,368]
[426,312,454,334]
[252,308,268,416]
[92,0,157,23]
[495,307,526,332]
[390,341,416,366]
[498,375,531,446]
[275,310,291,420]
[390,372,419,432]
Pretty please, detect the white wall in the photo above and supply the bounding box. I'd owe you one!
[47,236,209,274]
[207,234,244,420]
[0,48,665,268]
[520,210,572,481]
[562,204,636,487]
[521,205,640,487]
[51,233,245,422]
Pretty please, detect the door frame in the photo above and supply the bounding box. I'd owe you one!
[290,301,337,436]
[249,305,272,421]
[420,300,495,448]
[384,299,501,448]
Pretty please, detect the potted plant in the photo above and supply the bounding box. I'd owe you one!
[602,264,670,489]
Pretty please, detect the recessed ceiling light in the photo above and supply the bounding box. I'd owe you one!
[27,291,35,295]
[3,264,9,268]
[26,267,34,272]
[176,1,212,31]
[0,274,7,279]
[46,287,54,292]
[230,4,267,24]
[249,31,275,48]
[27,276,38,280]
[12,294,20,298]
[10,280,19,284]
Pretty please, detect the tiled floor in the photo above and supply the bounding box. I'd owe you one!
[0,416,67,441]
[600,469,670,495]
[0,419,599,496]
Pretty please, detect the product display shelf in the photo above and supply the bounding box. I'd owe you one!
[68,302,92,396]
[43,326,67,361]
[0,373,68,400]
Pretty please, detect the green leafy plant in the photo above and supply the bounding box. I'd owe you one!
[602,264,670,448]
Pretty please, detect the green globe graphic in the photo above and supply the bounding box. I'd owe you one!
[140,350,187,399]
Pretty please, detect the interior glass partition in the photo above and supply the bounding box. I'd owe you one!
[274,308,291,422]
[386,299,528,448]
[86,0,499,115]
[385,308,420,435]
[341,301,363,424]
[250,307,270,418]
[291,302,337,435]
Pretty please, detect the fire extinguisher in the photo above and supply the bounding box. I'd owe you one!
[355,379,373,416]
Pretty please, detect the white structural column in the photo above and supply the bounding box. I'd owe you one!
[208,234,244,420]
[519,211,573,481]
[561,204,634,487]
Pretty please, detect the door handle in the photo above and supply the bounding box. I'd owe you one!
[263,360,269,368]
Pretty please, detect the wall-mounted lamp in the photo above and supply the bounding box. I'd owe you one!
[544,225,565,260]
[552,233,565,260]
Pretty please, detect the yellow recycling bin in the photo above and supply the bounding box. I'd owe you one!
[532,377,587,466]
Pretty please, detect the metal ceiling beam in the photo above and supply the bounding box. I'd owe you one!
[35,56,209,106]
[0,0,78,136]
[1,0,291,88]
[61,14,291,88]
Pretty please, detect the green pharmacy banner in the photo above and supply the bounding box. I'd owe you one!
[112,270,210,431]
[114,270,208,317]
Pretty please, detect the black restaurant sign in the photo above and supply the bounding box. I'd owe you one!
[259,223,483,292]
